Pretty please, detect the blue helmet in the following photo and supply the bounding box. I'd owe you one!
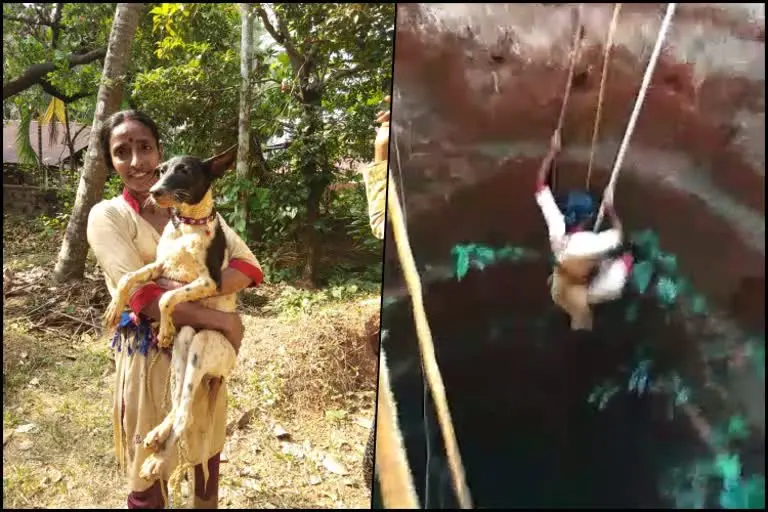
[557,190,598,231]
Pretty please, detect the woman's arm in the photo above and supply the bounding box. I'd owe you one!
[535,130,561,189]
[140,298,244,353]
[218,216,264,293]
[534,131,566,241]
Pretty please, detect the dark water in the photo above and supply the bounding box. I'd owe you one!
[372,259,728,509]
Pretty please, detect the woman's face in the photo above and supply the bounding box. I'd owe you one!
[108,119,162,195]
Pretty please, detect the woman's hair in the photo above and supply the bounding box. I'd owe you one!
[556,189,599,231]
[99,110,161,173]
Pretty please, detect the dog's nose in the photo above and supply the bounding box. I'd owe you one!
[149,183,164,197]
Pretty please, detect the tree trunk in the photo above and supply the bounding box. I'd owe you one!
[299,85,329,288]
[64,104,76,177]
[235,2,254,240]
[302,169,326,287]
[53,3,144,283]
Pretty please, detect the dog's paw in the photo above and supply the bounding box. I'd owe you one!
[103,301,122,328]
[157,320,176,348]
[143,421,174,453]
[139,452,168,481]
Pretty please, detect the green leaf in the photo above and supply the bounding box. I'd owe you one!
[727,415,750,441]
[631,229,660,260]
[691,294,708,315]
[719,475,765,509]
[655,276,679,306]
[234,217,246,236]
[474,246,496,266]
[656,253,678,275]
[714,453,741,486]
[453,246,471,281]
[631,261,655,294]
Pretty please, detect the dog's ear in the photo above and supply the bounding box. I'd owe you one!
[205,145,238,179]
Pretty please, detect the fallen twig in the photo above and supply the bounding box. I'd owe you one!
[3,282,36,298]
[25,298,59,317]
[55,311,101,331]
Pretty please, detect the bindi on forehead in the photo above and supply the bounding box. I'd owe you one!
[111,137,155,153]
[115,136,152,144]
[111,120,155,141]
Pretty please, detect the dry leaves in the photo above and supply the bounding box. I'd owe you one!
[2,262,109,341]
[321,455,349,476]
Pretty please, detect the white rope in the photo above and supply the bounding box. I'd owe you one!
[593,3,677,231]
[387,172,474,509]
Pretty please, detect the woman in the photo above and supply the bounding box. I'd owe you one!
[86,110,264,509]
[534,129,634,331]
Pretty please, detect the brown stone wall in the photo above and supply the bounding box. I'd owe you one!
[3,184,61,217]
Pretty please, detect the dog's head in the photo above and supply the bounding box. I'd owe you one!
[149,145,237,208]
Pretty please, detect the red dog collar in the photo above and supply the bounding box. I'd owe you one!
[172,211,217,225]
[170,210,218,236]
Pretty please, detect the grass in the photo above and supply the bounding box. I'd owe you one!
[3,212,379,509]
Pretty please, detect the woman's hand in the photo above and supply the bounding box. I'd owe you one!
[156,277,185,291]
[374,95,391,163]
[221,313,244,355]
[154,278,244,352]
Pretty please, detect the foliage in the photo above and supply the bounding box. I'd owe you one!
[445,233,765,509]
[451,243,541,281]
[3,3,113,121]
[324,181,383,255]
[267,278,380,316]
[662,432,765,509]
[131,3,245,156]
[4,3,393,286]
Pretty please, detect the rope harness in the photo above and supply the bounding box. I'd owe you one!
[585,3,623,189]
[551,3,585,194]
[593,3,677,231]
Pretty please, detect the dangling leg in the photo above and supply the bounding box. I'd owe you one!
[144,326,196,453]
[551,270,593,331]
[587,252,634,305]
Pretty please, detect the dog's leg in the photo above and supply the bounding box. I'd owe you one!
[141,331,226,480]
[156,275,217,347]
[104,262,165,328]
[143,325,196,453]
[140,332,236,481]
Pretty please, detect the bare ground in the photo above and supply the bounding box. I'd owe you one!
[2,214,378,509]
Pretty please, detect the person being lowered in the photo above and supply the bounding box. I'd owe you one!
[534,129,634,331]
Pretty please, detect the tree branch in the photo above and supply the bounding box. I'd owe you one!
[326,65,366,85]
[39,77,95,103]
[71,124,89,144]
[3,13,67,29]
[2,48,106,100]
[254,6,303,70]
[51,3,64,49]
[3,13,45,25]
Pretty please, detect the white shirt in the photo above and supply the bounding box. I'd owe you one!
[534,185,622,263]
